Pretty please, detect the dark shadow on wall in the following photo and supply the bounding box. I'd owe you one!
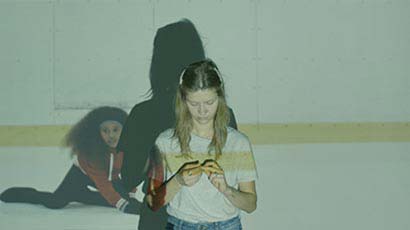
[117,19,238,229]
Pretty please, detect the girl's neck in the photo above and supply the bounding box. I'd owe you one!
[192,122,214,139]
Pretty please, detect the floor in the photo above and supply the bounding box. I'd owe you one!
[1,143,410,229]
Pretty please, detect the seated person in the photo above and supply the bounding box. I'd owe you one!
[0,106,141,215]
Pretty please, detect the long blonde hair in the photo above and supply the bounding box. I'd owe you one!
[173,59,229,159]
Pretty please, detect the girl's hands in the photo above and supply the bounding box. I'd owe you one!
[201,159,223,177]
[209,173,230,194]
[202,160,230,194]
[175,161,202,187]
[175,159,230,194]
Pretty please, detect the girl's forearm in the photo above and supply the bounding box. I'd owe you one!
[223,186,257,213]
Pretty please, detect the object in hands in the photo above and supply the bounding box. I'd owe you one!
[201,159,223,177]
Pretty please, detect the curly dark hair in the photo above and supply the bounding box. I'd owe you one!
[65,106,127,169]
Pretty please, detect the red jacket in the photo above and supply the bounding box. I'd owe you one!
[76,151,131,211]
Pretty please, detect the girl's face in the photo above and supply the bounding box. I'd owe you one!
[100,121,123,148]
[185,89,219,127]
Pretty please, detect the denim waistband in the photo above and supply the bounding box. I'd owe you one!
[167,215,242,230]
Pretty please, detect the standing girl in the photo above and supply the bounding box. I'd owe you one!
[147,60,257,229]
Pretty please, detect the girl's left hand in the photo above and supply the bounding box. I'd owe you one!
[202,160,229,194]
[209,173,229,194]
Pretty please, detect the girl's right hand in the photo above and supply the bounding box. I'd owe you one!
[201,159,224,178]
[175,161,202,187]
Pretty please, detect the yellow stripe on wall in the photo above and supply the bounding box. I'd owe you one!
[239,122,410,145]
[0,123,409,147]
[0,125,71,147]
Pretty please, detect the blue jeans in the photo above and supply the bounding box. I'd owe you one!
[166,215,242,230]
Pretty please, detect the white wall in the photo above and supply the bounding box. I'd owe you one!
[247,143,410,230]
[1,1,410,229]
[1,0,409,125]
